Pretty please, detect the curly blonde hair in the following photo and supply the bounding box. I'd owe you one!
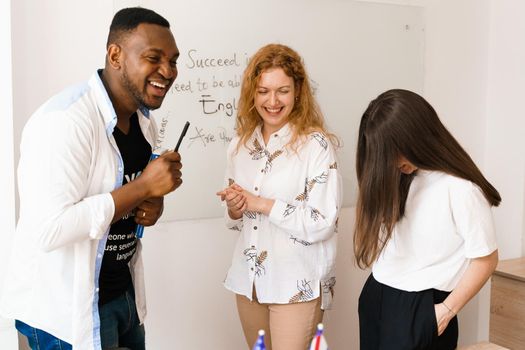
[236,43,338,151]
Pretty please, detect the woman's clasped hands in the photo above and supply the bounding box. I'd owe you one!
[217,184,248,220]
[217,184,275,219]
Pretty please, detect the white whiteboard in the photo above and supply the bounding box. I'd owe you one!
[115,0,425,221]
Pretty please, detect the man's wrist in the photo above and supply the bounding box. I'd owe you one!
[132,177,153,198]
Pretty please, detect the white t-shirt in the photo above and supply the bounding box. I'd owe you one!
[372,170,497,292]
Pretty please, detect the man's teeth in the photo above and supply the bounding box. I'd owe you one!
[150,81,166,88]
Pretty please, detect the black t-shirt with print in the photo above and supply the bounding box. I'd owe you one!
[98,112,151,306]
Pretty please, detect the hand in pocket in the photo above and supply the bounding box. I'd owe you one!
[434,303,454,336]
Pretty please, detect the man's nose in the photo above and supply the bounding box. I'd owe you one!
[159,61,176,80]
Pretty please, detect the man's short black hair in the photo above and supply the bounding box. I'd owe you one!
[107,7,170,47]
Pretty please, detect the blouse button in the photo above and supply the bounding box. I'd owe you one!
[253,226,258,230]
[274,134,278,137]
[251,267,254,271]
[254,186,258,191]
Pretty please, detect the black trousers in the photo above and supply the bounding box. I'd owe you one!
[359,274,458,350]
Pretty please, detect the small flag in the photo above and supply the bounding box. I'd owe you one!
[252,329,266,350]
[309,323,329,350]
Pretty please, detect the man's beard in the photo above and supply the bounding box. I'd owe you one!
[121,69,161,111]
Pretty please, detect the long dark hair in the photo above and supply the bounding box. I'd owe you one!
[354,89,501,269]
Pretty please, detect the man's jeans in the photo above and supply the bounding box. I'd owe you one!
[99,284,145,350]
[15,320,72,350]
[16,285,145,350]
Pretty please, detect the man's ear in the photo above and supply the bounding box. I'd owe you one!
[107,44,122,69]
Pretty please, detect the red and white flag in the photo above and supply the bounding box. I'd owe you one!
[309,323,329,350]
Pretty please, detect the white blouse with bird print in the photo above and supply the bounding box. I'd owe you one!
[223,123,342,309]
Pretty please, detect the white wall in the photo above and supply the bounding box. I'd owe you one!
[423,0,525,345]
[484,0,525,259]
[4,0,525,349]
[11,0,111,171]
[0,0,18,348]
[423,0,490,166]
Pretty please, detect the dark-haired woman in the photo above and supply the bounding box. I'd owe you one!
[354,89,500,350]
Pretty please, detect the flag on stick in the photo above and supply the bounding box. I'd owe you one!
[309,323,329,350]
[252,329,266,350]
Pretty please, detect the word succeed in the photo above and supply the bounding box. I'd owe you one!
[186,49,245,69]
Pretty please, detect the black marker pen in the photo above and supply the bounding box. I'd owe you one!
[174,121,190,152]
